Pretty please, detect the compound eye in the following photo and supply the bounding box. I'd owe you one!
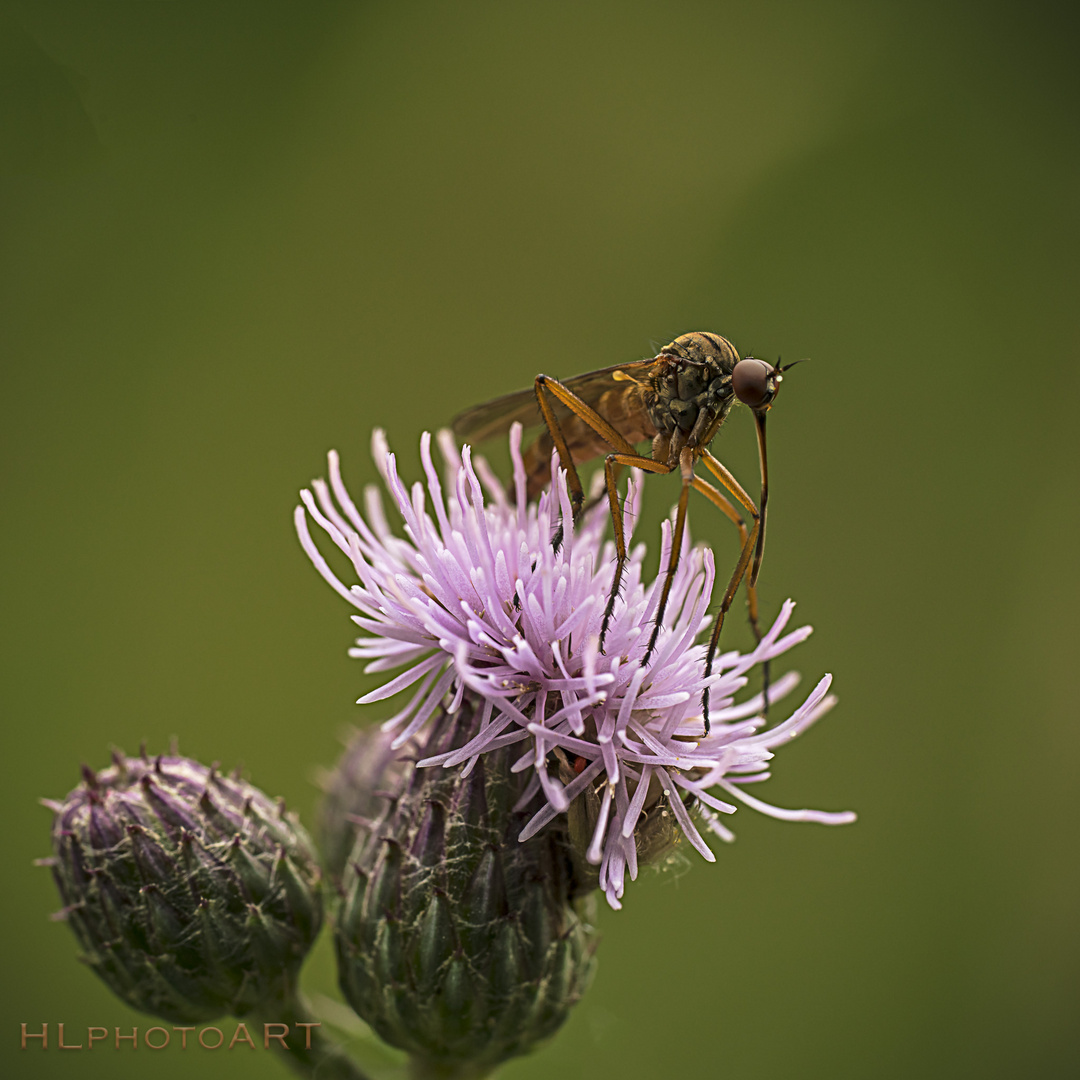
[731,358,774,407]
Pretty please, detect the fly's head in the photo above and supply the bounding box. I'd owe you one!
[730,355,800,413]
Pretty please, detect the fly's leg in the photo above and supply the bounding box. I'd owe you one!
[598,452,675,652]
[534,374,639,551]
[554,462,625,552]
[585,461,623,514]
[690,471,758,735]
[692,468,768,699]
[748,411,772,713]
[698,450,765,733]
[645,447,696,664]
[750,410,770,589]
[689,474,764,647]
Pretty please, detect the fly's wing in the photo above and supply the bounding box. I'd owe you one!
[451,360,654,444]
[450,386,541,444]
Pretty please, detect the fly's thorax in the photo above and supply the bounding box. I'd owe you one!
[643,334,738,464]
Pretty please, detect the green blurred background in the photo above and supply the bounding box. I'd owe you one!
[3,2,1077,1077]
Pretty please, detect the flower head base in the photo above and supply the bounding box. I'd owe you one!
[297,427,855,908]
[332,700,597,1074]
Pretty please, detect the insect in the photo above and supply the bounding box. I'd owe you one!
[452,331,798,733]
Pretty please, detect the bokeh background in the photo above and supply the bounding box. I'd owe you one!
[3,2,1077,1078]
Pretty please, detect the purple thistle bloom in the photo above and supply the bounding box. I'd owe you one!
[297,426,855,908]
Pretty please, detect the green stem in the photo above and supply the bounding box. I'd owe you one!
[407,1058,496,1080]
[253,995,373,1080]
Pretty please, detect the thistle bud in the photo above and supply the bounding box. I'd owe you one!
[332,702,598,1078]
[45,751,323,1024]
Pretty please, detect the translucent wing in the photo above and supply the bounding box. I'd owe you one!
[451,360,654,444]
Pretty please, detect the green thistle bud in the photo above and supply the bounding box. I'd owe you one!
[332,703,598,1079]
[44,750,323,1024]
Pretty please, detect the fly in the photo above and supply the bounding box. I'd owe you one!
[452,331,800,733]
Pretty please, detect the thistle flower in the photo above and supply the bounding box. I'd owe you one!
[297,426,855,909]
[42,751,323,1023]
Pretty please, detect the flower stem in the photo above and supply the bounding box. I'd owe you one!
[407,1058,496,1080]
[253,995,373,1080]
